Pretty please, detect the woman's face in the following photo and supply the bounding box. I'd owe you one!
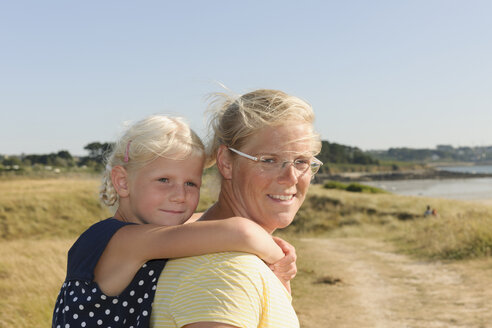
[229,123,313,233]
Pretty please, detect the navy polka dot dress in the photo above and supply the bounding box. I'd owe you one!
[52,218,166,328]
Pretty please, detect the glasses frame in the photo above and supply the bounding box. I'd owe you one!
[228,147,323,176]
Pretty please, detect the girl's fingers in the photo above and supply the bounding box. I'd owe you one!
[272,262,297,279]
[273,267,297,280]
[270,237,297,282]
[272,252,297,269]
[272,237,296,256]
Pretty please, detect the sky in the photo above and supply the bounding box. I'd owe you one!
[1,0,491,156]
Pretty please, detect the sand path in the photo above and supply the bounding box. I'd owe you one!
[293,238,492,328]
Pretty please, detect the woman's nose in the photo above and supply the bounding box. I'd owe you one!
[277,163,298,185]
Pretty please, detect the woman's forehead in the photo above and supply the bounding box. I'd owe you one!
[257,150,314,158]
[245,123,314,152]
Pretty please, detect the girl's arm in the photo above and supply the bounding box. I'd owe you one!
[94,217,284,295]
[269,237,297,293]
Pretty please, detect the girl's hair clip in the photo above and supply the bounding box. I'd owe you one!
[124,140,132,163]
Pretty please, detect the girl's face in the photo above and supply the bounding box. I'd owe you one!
[126,153,204,226]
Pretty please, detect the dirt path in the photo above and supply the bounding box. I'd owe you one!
[293,238,492,328]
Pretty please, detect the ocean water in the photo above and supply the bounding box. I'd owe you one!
[362,165,492,200]
[437,165,492,175]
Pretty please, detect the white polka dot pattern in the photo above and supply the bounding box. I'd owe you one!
[52,259,165,327]
[50,217,167,328]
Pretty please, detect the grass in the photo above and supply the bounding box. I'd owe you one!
[284,185,492,260]
[323,180,387,194]
[0,177,111,240]
[0,238,73,327]
[1,175,492,326]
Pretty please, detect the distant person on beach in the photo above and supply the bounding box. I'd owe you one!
[51,115,295,328]
[424,205,438,217]
[151,89,323,327]
[424,205,432,217]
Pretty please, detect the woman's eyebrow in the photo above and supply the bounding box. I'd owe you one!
[257,151,312,157]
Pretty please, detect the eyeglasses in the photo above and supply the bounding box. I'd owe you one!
[228,147,323,176]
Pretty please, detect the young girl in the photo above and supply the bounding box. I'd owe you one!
[52,115,295,328]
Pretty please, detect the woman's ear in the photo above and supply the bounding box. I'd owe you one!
[111,166,130,198]
[216,145,233,180]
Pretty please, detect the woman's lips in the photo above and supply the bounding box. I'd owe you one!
[267,194,295,201]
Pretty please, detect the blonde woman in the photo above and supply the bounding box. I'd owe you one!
[151,90,323,328]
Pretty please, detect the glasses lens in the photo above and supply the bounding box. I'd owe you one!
[310,158,322,175]
[258,156,278,172]
[258,155,321,176]
[293,159,310,173]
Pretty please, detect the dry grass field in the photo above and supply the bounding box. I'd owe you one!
[1,176,491,327]
[288,185,492,260]
[0,177,108,327]
[289,237,492,327]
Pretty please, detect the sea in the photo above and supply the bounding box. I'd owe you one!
[361,165,492,201]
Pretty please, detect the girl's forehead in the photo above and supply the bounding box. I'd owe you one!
[135,152,204,171]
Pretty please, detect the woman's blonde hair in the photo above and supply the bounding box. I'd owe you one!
[100,115,205,206]
[206,89,321,167]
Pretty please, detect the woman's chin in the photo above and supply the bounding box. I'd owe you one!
[267,214,295,232]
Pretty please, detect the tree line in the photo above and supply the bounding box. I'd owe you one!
[368,145,492,163]
[317,141,379,167]
[0,142,114,172]
[4,141,489,175]
[1,140,380,173]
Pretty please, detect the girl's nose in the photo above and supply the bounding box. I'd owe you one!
[169,185,186,202]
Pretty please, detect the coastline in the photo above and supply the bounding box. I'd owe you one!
[318,169,492,182]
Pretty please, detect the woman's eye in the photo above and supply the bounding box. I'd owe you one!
[260,157,277,164]
[158,178,169,183]
[295,158,310,165]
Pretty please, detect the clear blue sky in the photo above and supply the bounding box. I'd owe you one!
[1,0,491,156]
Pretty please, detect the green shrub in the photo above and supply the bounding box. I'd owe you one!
[346,183,363,192]
[346,183,386,194]
[323,181,348,190]
[323,181,386,194]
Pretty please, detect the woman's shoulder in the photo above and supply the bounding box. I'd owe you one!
[157,253,285,305]
[165,252,267,277]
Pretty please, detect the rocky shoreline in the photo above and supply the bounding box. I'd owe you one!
[316,169,492,183]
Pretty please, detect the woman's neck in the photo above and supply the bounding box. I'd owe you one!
[200,183,248,221]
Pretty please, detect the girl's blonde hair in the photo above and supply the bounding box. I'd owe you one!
[100,115,205,206]
[206,89,321,167]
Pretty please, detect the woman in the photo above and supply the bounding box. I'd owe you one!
[151,89,322,328]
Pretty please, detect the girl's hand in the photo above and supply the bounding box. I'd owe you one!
[268,236,297,293]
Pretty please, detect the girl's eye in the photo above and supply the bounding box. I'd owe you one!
[185,181,198,188]
[158,178,169,183]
